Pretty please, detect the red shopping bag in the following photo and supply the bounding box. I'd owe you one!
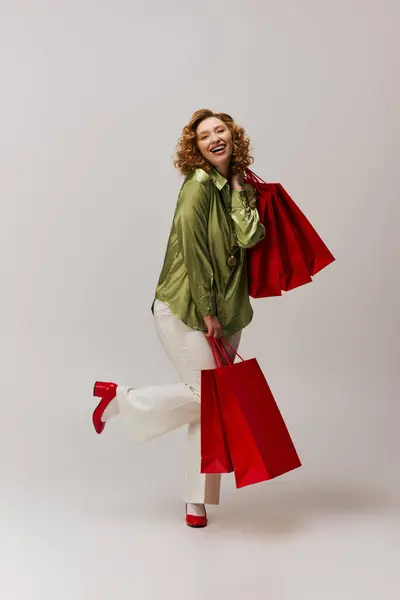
[200,342,233,474]
[210,338,302,488]
[245,169,335,297]
[274,182,336,277]
[272,192,313,292]
[245,182,282,297]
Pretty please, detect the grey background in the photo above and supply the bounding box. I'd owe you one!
[1,1,399,598]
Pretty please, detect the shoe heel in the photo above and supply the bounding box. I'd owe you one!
[93,381,109,398]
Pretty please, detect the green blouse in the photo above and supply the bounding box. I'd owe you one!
[152,168,265,336]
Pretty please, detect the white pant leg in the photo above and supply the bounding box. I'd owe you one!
[117,300,209,443]
[116,299,241,505]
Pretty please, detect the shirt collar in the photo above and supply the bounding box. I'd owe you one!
[209,168,228,191]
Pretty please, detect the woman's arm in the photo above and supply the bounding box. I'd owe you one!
[230,180,266,249]
[174,179,216,319]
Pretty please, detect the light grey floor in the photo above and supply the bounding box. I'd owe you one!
[1,468,399,600]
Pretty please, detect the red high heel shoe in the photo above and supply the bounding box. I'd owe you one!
[92,381,117,434]
[186,504,208,528]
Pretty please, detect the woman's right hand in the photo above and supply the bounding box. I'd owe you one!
[203,315,223,339]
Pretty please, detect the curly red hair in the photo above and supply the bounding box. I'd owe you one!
[174,109,254,177]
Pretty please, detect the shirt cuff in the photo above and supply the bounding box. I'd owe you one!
[196,292,216,317]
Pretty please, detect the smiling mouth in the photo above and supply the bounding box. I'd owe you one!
[210,144,226,155]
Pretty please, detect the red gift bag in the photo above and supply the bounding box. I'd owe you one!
[272,192,313,292]
[210,338,302,488]
[245,182,282,297]
[245,169,335,298]
[274,182,336,277]
[200,341,233,474]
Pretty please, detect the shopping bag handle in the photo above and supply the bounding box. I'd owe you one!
[245,168,267,187]
[208,337,245,367]
[211,338,232,366]
[219,338,245,362]
[209,337,224,368]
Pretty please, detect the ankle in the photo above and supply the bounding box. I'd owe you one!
[186,503,206,517]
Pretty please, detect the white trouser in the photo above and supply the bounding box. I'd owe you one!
[115,299,241,505]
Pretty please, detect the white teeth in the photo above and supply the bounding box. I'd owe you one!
[211,145,226,153]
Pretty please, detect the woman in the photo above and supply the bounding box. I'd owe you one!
[92,109,266,527]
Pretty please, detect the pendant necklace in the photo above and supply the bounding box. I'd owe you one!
[227,253,237,267]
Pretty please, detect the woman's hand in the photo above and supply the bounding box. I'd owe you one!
[203,315,223,339]
[231,171,244,191]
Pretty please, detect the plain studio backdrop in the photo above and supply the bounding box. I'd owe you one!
[1,1,399,599]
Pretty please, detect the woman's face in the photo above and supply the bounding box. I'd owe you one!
[196,117,233,174]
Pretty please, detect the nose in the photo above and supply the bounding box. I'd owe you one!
[209,132,220,146]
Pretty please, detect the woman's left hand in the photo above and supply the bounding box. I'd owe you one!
[231,172,244,191]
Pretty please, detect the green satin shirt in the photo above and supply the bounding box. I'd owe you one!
[152,168,265,335]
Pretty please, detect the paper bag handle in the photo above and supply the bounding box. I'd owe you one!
[208,337,245,368]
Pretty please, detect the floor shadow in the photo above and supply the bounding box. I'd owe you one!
[208,485,399,537]
[81,484,400,537]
